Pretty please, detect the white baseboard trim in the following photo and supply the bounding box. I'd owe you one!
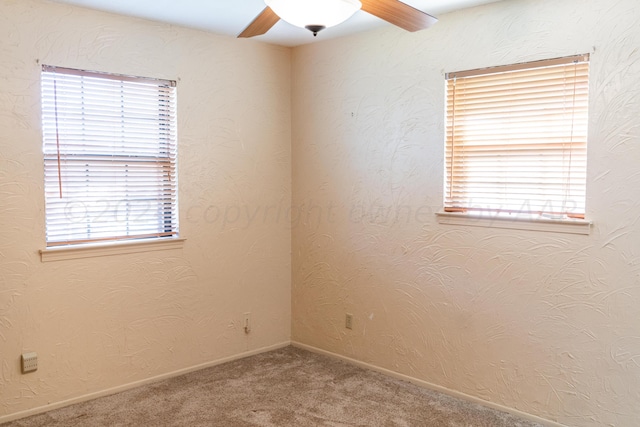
[292,341,566,427]
[0,341,290,424]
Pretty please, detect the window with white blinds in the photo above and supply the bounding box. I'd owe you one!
[444,54,589,219]
[41,65,178,247]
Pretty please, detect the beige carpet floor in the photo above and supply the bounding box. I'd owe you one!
[3,346,544,426]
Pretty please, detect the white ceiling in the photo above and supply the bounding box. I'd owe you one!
[49,0,504,47]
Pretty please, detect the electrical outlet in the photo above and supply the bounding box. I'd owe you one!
[345,313,353,330]
[243,312,251,334]
[21,352,37,373]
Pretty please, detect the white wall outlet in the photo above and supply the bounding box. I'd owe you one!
[243,312,251,334]
[345,313,353,330]
[21,352,38,373]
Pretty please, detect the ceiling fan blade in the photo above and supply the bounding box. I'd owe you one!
[360,0,438,32]
[238,7,280,38]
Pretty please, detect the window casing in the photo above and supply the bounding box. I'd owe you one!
[444,54,589,220]
[41,66,178,247]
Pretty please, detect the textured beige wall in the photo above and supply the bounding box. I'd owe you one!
[291,0,640,425]
[0,0,291,418]
[3,0,640,424]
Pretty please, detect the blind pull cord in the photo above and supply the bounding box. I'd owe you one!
[449,77,457,203]
[53,76,63,198]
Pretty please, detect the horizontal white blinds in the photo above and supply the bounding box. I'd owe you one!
[445,55,589,219]
[41,65,178,246]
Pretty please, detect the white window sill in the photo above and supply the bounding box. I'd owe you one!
[436,212,591,235]
[40,238,186,262]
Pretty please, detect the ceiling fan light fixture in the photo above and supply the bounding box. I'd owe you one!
[265,0,362,32]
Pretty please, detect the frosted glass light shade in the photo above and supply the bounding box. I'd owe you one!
[265,0,362,29]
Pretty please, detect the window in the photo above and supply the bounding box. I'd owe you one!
[444,54,589,220]
[41,66,178,247]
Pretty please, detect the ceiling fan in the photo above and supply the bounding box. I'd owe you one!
[238,0,438,38]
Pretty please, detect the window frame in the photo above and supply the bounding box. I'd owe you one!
[440,54,591,234]
[40,65,181,255]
